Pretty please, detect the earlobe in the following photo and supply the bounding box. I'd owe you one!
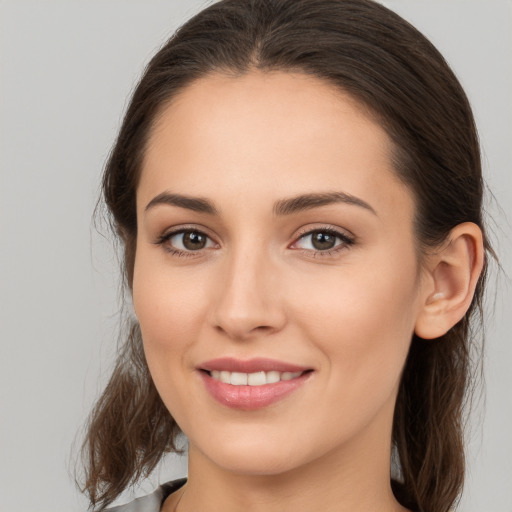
[415,222,484,340]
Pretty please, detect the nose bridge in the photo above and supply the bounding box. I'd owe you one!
[210,238,285,339]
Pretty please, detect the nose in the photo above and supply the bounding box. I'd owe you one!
[209,245,287,341]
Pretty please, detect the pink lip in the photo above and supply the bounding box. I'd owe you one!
[198,357,311,373]
[197,358,314,411]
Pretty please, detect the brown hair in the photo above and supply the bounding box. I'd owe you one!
[80,1,492,510]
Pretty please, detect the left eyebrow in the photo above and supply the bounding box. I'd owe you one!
[273,192,377,217]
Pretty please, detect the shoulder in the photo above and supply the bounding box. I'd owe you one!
[105,478,187,512]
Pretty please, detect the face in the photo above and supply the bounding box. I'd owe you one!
[133,71,427,477]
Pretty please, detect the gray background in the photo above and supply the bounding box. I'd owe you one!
[0,1,510,511]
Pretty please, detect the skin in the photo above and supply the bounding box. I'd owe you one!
[132,70,476,512]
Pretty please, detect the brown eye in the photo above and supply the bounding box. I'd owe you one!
[310,231,337,250]
[182,231,208,250]
[162,229,216,253]
[293,228,354,254]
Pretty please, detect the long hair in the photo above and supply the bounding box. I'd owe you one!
[80,1,492,510]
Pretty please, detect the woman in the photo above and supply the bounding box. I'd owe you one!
[80,1,491,511]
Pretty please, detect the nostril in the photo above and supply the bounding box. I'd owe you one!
[254,325,275,333]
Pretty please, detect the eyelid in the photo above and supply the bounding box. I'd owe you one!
[154,223,355,258]
[289,225,356,254]
[154,224,219,256]
[292,224,355,243]
[157,224,217,242]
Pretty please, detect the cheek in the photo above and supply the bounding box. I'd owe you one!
[289,254,420,405]
[132,251,208,368]
[132,256,212,424]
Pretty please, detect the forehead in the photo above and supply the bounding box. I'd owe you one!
[139,70,413,221]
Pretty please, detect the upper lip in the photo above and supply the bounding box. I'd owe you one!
[198,357,312,373]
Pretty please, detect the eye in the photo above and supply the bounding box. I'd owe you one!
[292,228,354,254]
[156,228,216,255]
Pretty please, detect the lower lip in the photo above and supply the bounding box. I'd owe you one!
[199,371,312,410]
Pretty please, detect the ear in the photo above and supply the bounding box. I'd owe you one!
[415,222,485,339]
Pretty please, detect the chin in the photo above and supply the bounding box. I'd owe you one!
[192,432,309,476]
[214,453,301,476]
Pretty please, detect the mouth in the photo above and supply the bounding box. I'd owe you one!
[197,358,314,410]
[202,369,310,386]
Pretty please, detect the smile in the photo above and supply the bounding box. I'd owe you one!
[208,370,304,386]
[198,358,314,410]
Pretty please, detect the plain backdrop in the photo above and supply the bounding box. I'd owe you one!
[0,1,511,511]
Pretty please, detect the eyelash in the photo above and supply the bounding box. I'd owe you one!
[293,226,355,258]
[155,225,355,259]
[155,225,215,258]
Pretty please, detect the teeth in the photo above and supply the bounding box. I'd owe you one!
[247,371,266,386]
[231,372,248,385]
[266,371,280,384]
[209,370,303,386]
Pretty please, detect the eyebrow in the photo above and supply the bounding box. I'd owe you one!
[273,191,377,217]
[145,191,377,217]
[145,192,219,215]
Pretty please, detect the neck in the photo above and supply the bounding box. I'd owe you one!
[169,405,408,512]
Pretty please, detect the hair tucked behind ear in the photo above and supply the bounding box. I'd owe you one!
[80,1,493,510]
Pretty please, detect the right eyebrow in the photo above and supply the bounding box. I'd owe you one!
[145,192,219,215]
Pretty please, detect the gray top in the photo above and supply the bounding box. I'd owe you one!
[106,479,187,512]
[105,477,421,511]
